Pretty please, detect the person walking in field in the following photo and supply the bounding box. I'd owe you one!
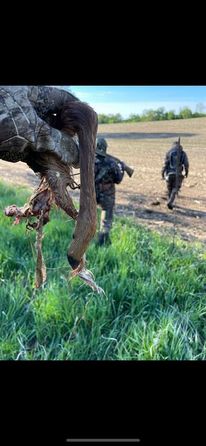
[161,138,189,209]
[94,137,125,246]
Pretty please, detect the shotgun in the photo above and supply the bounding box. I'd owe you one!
[106,153,134,177]
[175,137,182,192]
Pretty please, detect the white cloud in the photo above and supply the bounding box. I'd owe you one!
[51,86,114,101]
[69,90,92,99]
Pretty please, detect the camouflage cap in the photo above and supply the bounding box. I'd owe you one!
[96,137,108,157]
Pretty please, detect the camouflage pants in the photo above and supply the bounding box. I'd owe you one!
[166,173,184,206]
[97,191,115,234]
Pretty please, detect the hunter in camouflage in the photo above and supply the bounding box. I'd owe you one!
[0,86,102,292]
[95,137,125,245]
[161,138,189,209]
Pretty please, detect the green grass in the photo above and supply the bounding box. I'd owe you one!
[0,181,206,360]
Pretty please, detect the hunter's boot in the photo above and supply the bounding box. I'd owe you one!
[167,188,176,210]
[97,232,111,246]
[97,232,105,246]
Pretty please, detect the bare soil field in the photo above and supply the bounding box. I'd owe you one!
[1,117,206,244]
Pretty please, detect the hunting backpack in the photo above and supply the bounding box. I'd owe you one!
[169,148,183,171]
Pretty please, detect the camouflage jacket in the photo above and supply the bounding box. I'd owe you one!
[162,146,189,178]
[95,155,124,194]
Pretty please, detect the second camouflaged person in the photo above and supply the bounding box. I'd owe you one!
[161,138,189,209]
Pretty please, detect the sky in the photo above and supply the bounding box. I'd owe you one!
[60,86,206,118]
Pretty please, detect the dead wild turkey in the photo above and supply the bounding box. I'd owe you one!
[0,86,103,293]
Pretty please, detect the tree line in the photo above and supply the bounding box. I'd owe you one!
[98,105,206,124]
